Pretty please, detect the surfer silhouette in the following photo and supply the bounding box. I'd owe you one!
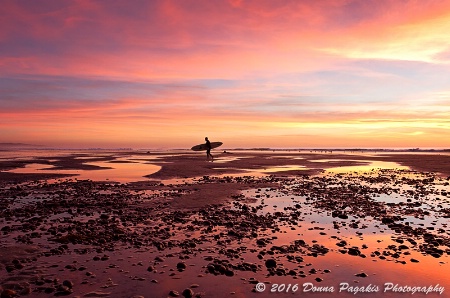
[205,137,214,161]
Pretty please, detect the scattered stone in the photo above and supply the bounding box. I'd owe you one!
[182,288,194,298]
[348,248,361,256]
[225,269,234,277]
[265,259,277,269]
[0,289,16,298]
[177,262,187,271]
[62,280,74,289]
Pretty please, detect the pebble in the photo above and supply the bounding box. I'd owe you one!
[0,289,16,298]
[182,288,194,298]
[176,262,187,271]
[62,280,74,289]
[265,259,277,268]
[348,248,361,256]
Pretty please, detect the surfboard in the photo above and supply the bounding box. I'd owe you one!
[191,142,223,151]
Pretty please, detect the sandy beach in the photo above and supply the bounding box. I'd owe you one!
[0,150,449,297]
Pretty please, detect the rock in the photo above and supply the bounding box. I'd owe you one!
[336,240,347,247]
[355,272,368,277]
[169,290,180,297]
[348,248,360,256]
[155,256,165,262]
[265,259,277,269]
[62,280,74,289]
[1,289,17,298]
[176,262,187,271]
[19,287,31,295]
[182,288,194,298]
[55,285,73,296]
[206,264,215,273]
[214,264,227,274]
[225,269,234,277]
[381,217,395,224]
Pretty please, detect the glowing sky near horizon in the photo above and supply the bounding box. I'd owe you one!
[1,0,450,149]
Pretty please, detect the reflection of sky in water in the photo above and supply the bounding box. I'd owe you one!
[213,165,309,174]
[7,158,161,183]
[211,156,250,163]
[322,160,409,173]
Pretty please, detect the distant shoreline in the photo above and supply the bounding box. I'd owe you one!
[1,146,449,153]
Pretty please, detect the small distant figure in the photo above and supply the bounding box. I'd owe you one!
[205,137,214,161]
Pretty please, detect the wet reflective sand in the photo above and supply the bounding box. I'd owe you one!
[0,150,449,297]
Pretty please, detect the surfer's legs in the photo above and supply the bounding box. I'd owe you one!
[206,149,214,161]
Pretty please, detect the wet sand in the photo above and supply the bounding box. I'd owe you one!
[0,151,449,297]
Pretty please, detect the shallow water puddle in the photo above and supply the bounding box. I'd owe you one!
[6,158,161,183]
[213,165,310,175]
[312,159,410,174]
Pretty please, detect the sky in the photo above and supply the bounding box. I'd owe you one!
[1,0,450,149]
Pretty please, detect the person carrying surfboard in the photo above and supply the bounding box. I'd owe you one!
[205,137,214,161]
